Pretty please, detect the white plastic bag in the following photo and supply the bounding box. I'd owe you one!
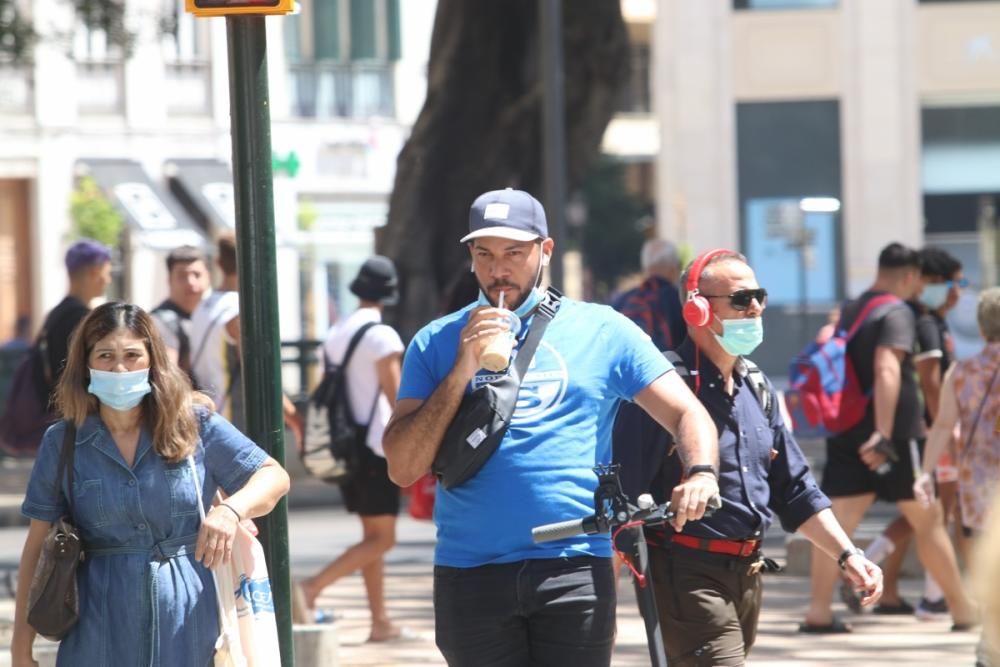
[230,518,281,666]
[212,555,245,667]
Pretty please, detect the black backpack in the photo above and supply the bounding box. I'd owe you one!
[301,322,379,483]
[0,331,56,456]
[613,350,775,504]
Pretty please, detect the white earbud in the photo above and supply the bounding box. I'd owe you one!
[541,254,550,267]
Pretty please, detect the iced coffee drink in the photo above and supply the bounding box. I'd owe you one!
[480,292,520,372]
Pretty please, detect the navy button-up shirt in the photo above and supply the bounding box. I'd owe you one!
[613,338,830,540]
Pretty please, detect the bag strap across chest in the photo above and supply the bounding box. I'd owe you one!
[663,350,773,419]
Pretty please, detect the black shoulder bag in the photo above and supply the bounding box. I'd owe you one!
[27,421,83,640]
[432,287,562,490]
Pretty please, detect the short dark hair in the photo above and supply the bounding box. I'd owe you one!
[919,246,962,280]
[216,232,237,276]
[877,242,920,271]
[165,245,207,273]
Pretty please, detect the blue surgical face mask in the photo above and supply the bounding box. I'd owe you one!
[477,286,543,320]
[920,283,949,311]
[88,368,152,411]
[713,317,764,357]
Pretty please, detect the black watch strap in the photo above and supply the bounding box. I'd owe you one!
[837,546,865,570]
[686,464,718,480]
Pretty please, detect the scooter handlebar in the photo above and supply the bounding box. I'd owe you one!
[531,495,723,544]
[531,515,601,544]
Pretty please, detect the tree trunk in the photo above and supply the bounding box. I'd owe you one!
[379,0,629,339]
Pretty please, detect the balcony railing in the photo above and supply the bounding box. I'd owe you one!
[0,65,34,116]
[77,60,124,115]
[165,61,212,116]
[288,61,395,119]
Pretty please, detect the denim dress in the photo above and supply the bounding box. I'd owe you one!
[22,410,268,667]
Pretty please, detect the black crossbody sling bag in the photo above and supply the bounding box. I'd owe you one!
[432,287,562,490]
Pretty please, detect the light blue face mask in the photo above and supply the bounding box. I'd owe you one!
[713,317,764,357]
[477,286,543,320]
[88,368,152,411]
[920,283,949,311]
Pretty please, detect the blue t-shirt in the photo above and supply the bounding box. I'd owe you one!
[398,297,673,567]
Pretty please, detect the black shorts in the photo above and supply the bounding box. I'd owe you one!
[820,435,924,502]
[337,445,400,516]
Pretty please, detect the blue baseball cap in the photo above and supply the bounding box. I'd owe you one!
[65,239,112,273]
[461,188,548,243]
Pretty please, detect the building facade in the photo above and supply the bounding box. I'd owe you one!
[0,0,434,350]
[646,0,1000,370]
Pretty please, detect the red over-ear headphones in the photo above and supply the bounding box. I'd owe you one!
[682,248,734,327]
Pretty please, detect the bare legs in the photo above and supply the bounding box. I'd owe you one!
[875,516,912,606]
[896,499,975,625]
[805,493,974,626]
[300,514,400,640]
[806,493,875,626]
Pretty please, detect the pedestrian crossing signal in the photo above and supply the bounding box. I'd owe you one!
[186,0,294,17]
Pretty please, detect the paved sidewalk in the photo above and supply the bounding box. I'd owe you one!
[0,438,986,665]
[316,560,980,666]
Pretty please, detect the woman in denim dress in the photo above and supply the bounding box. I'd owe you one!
[11,302,291,666]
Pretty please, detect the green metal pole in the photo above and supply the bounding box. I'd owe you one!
[225,16,294,667]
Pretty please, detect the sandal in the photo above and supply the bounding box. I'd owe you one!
[367,626,421,643]
[873,599,914,615]
[798,617,852,634]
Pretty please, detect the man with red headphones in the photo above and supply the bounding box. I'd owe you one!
[629,248,884,666]
[384,189,721,667]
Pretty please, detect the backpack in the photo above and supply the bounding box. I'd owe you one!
[151,304,194,383]
[0,333,56,456]
[786,294,900,435]
[665,350,774,419]
[614,350,774,504]
[301,322,379,484]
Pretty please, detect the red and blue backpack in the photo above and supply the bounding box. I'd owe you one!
[786,294,900,436]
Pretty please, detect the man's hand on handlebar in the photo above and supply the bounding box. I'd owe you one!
[669,471,720,531]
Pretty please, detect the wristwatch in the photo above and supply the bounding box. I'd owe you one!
[686,464,718,480]
[837,546,865,570]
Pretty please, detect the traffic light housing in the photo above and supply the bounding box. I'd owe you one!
[186,0,295,17]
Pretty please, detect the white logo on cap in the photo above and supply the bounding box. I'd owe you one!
[483,203,510,221]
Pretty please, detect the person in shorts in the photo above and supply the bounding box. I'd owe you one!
[802,243,975,633]
[862,247,968,617]
[296,256,407,641]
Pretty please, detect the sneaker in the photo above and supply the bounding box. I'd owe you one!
[915,597,949,620]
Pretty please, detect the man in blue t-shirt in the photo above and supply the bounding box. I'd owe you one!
[384,188,720,667]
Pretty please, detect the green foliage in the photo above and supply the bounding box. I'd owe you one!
[72,0,134,57]
[0,0,37,64]
[578,157,648,298]
[0,0,140,64]
[69,177,124,248]
[297,201,319,232]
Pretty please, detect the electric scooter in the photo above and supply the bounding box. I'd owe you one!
[532,464,721,667]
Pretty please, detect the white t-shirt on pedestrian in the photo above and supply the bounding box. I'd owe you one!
[189,290,240,411]
[323,307,404,457]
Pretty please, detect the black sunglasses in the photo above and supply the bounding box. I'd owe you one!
[702,288,768,310]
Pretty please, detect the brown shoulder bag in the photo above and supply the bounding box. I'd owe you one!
[27,421,83,640]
